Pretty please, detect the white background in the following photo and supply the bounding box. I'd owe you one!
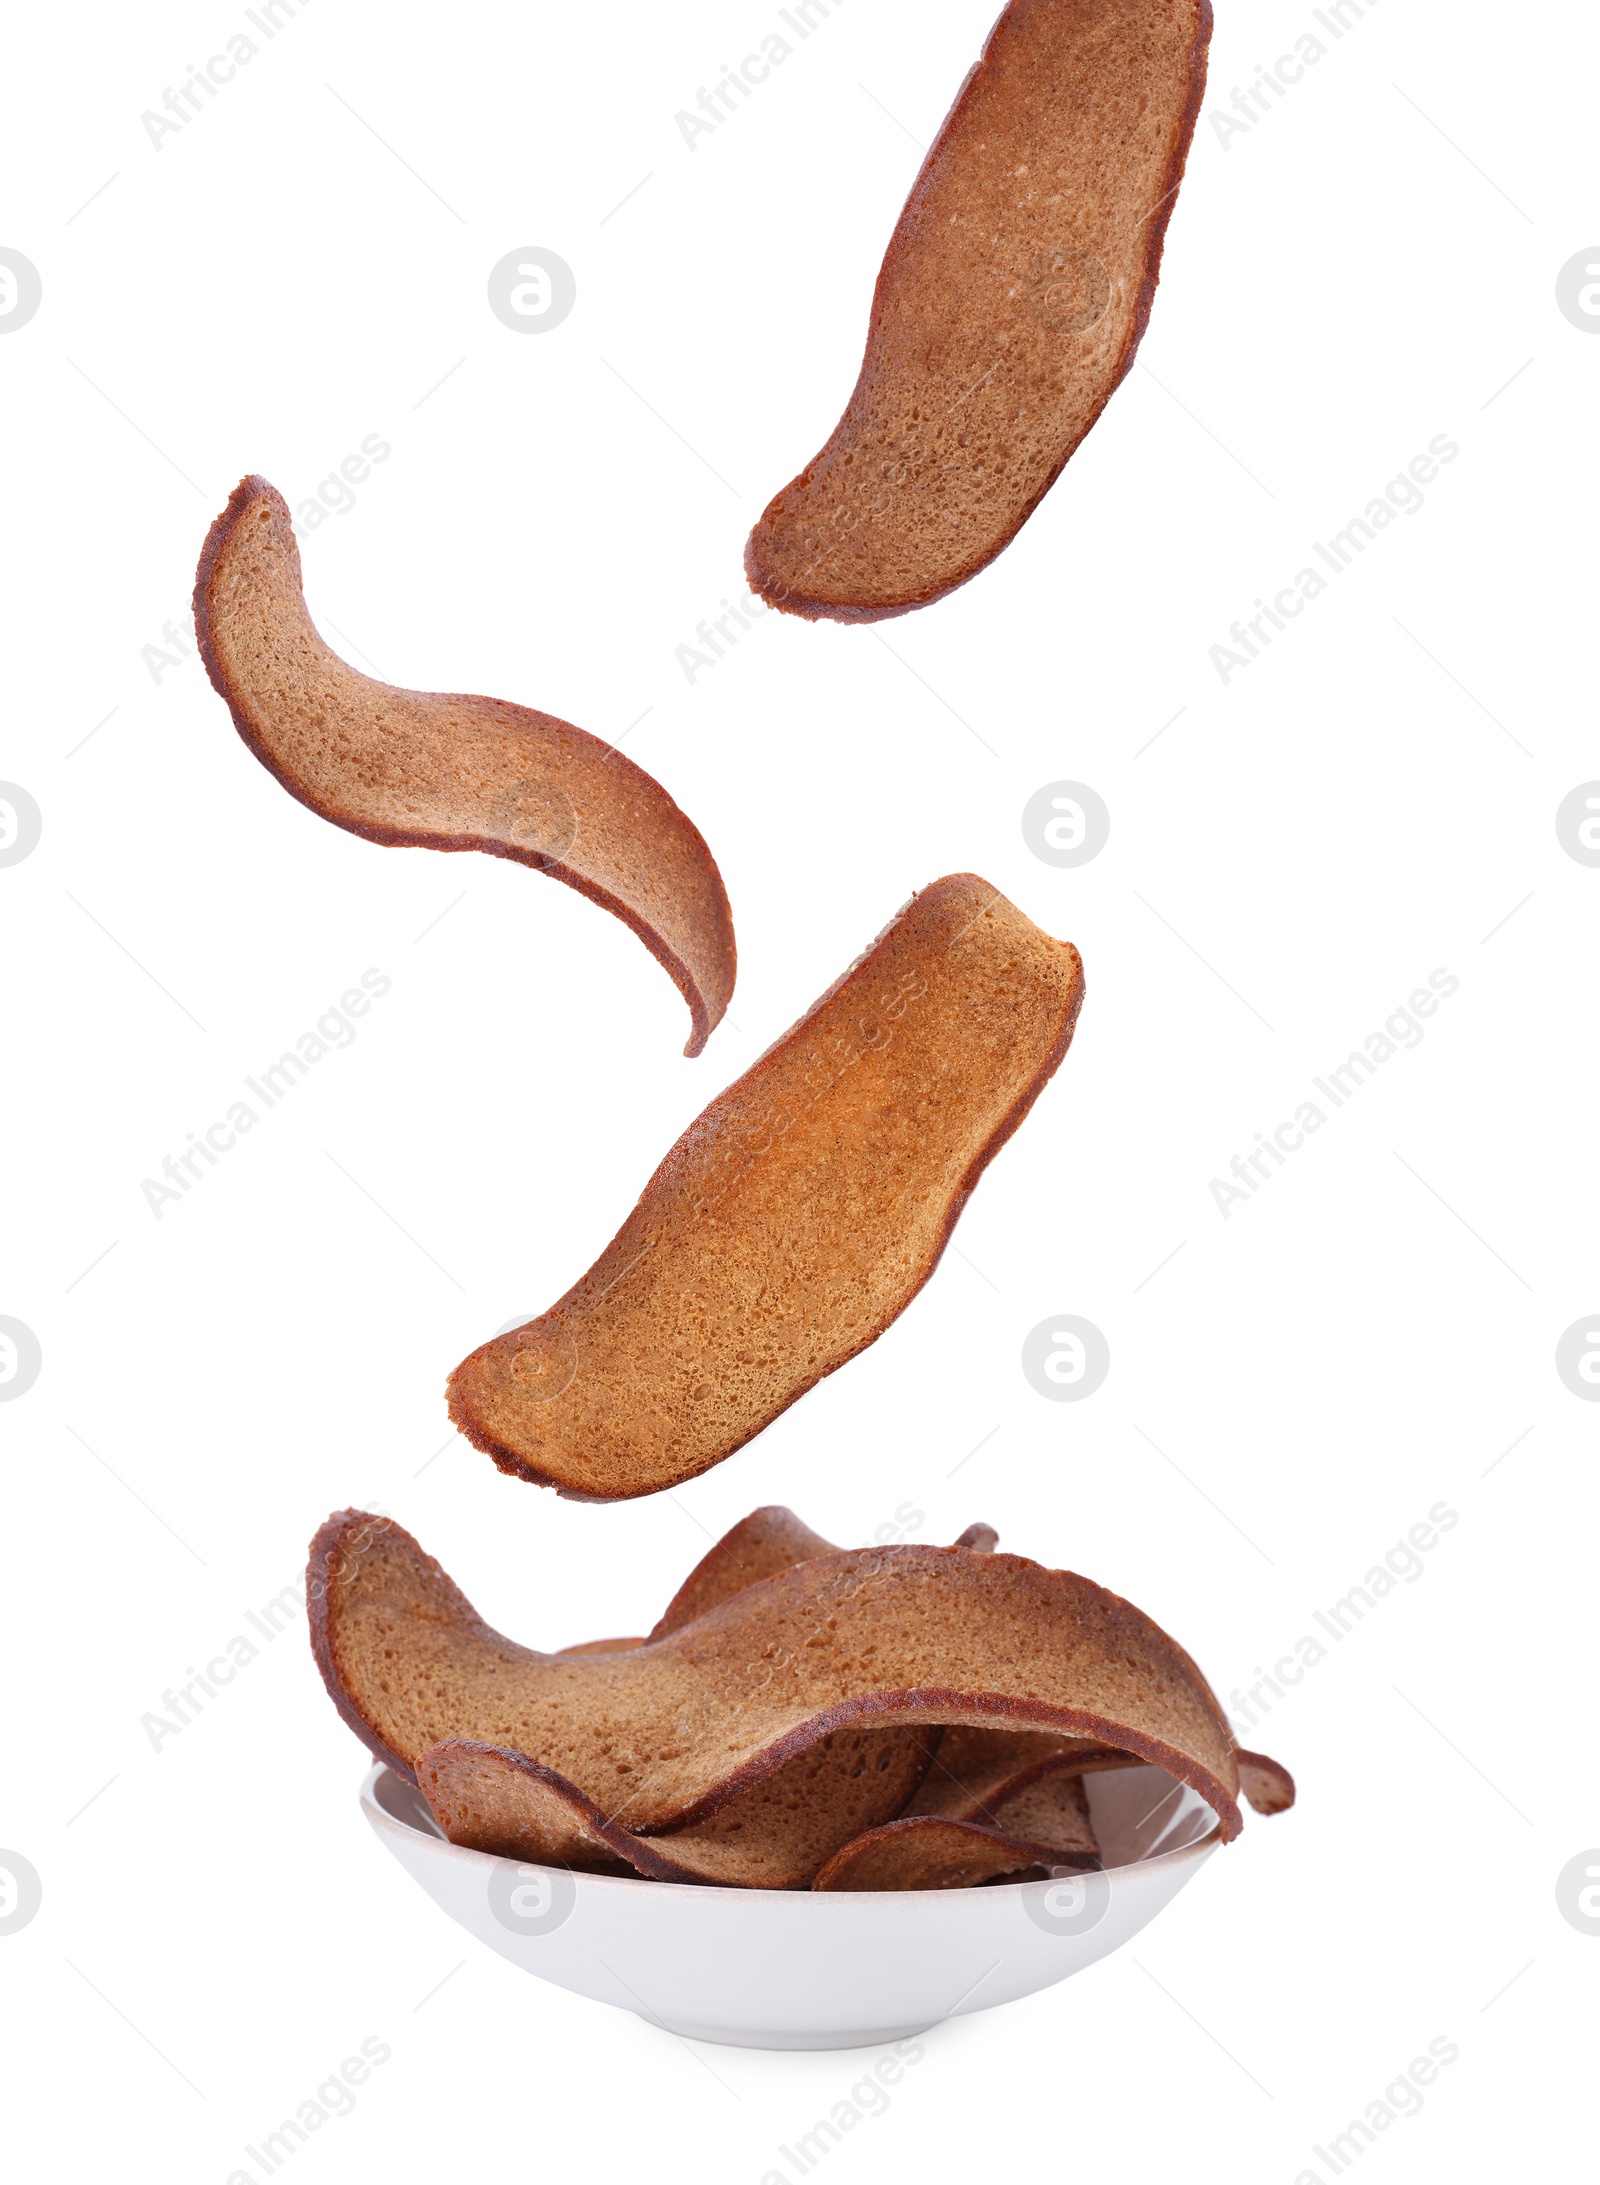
[2,0,1595,2177]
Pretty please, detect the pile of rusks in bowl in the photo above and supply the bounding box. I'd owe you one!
[311,1504,1293,1892]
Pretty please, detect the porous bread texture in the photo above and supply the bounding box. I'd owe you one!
[448,875,1086,1499]
[308,1509,1246,1841]
[812,1815,1054,1892]
[745,0,1212,621]
[193,475,735,1055]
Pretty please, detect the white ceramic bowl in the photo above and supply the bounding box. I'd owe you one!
[361,1759,1221,2051]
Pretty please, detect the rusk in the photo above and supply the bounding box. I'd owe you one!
[448,875,1085,1499]
[195,476,736,1055]
[746,0,1212,621]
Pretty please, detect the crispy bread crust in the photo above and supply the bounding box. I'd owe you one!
[746,0,1213,622]
[194,475,736,1055]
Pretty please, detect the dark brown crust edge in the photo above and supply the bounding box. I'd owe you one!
[307,1512,1244,1840]
[743,0,1214,624]
[193,475,735,1057]
[307,1507,423,1782]
[446,877,1085,1499]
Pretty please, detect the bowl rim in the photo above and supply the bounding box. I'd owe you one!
[359,1759,1225,1902]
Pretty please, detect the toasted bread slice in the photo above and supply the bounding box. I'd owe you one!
[194,476,736,1055]
[307,1510,1248,1839]
[448,875,1085,1499]
[418,1722,937,1889]
[812,1816,1055,1892]
[745,0,1212,621]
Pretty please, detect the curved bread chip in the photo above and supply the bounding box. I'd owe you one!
[418,1745,637,1877]
[643,1508,994,1868]
[908,1723,1135,1829]
[419,1722,936,1889]
[972,1765,1099,1861]
[745,0,1212,621]
[1238,1747,1296,1816]
[307,1509,1246,1838]
[649,1517,1153,1839]
[558,1501,988,1656]
[536,1506,989,1871]
[194,475,736,1055]
[650,1504,999,1638]
[592,1514,1126,1871]
[650,1506,840,1639]
[448,876,1085,1498]
[813,1816,1056,1892]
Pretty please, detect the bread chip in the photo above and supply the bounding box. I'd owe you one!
[418,1723,938,1889]
[448,875,1085,1499]
[430,1507,1020,1883]
[745,0,1212,621]
[813,1816,1055,1892]
[433,1500,1020,1882]
[650,1504,997,1639]
[967,1762,1101,1861]
[193,475,736,1056]
[840,1727,1113,1889]
[908,1723,1135,1827]
[551,1502,995,1664]
[417,1744,637,1877]
[649,1506,841,1638]
[307,1509,1248,1840]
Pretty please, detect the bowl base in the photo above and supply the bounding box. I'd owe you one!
[641,2015,936,2052]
